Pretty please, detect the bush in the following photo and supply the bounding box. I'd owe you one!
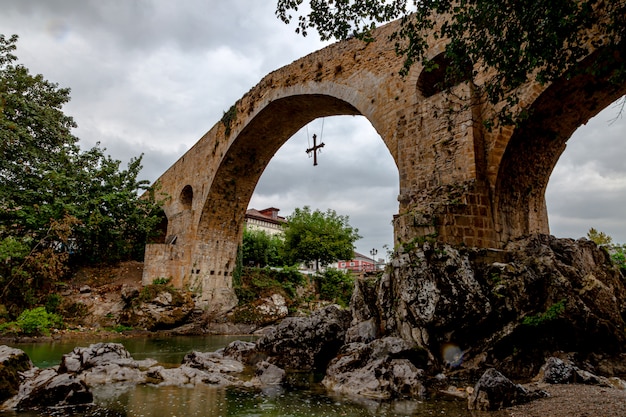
[235,266,306,304]
[0,306,64,336]
[317,268,354,307]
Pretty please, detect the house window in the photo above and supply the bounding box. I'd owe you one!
[340,262,346,267]
[349,262,355,266]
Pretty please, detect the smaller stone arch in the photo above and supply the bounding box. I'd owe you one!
[493,50,626,244]
[180,185,193,210]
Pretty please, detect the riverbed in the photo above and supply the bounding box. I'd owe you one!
[4,335,473,417]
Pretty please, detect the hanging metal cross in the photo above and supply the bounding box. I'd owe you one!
[305,134,325,166]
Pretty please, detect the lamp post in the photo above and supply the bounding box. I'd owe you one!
[370,248,378,271]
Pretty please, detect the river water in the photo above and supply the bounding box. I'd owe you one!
[4,335,473,417]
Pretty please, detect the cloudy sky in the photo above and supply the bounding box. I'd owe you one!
[1,1,625,257]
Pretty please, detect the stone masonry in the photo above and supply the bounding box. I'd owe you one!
[143,13,626,310]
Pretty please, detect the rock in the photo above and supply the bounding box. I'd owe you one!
[345,318,379,344]
[254,361,285,386]
[79,285,91,294]
[467,368,545,411]
[121,285,139,303]
[59,343,135,373]
[144,365,239,387]
[0,346,34,403]
[15,372,93,410]
[228,292,290,327]
[222,340,259,365]
[119,289,195,331]
[256,304,352,371]
[537,356,626,389]
[257,294,289,317]
[539,357,577,384]
[322,337,427,399]
[365,234,626,379]
[182,351,244,374]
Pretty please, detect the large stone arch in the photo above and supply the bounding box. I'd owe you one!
[143,15,624,310]
[492,51,626,244]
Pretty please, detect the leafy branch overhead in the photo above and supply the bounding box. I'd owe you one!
[276,1,626,125]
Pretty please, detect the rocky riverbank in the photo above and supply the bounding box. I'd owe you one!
[1,234,625,414]
[1,306,625,414]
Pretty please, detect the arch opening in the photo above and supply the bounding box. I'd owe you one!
[493,53,626,244]
[249,114,400,258]
[180,185,193,210]
[196,94,399,274]
[546,98,626,241]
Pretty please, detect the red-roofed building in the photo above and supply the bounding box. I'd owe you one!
[244,207,287,235]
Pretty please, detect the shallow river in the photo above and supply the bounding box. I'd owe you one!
[4,335,473,417]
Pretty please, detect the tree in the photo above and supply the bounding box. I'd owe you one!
[283,206,361,271]
[0,34,163,311]
[242,228,285,267]
[276,1,626,125]
[587,227,613,245]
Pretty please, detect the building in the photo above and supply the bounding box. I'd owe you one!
[244,207,287,235]
[336,251,377,273]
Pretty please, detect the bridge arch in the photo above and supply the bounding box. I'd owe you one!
[492,51,626,243]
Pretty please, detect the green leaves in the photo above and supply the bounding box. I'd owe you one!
[283,206,361,269]
[242,228,286,267]
[276,0,626,126]
[0,34,164,312]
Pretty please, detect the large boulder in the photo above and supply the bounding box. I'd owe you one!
[467,368,545,411]
[0,346,34,404]
[119,288,195,331]
[14,371,93,411]
[322,337,427,399]
[366,234,626,378]
[255,304,352,371]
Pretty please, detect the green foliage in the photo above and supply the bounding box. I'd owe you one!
[283,206,361,270]
[242,228,286,268]
[152,277,171,285]
[276,1,626,126]
[0,306,63,336]
[138,282,185,306]
[587,227,613,245]
[610,246,626,273]
[44,293,62,314]
[235,266,305,304]
[522,299,566,327]
[0,34,164,311]
[317,268,354,308]
[110,324,133,333]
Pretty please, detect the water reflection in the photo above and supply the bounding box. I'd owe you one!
[90,385,473,417]
[8,335,257,368]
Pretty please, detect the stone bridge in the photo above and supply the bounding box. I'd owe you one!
[143,18,625,310]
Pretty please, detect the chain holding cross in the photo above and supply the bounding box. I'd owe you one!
[305,133,325,166]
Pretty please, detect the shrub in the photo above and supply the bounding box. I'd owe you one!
[4,307,65,336]
[522,299,566,327]
[317,268,354,307]
[235,266,306,304]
